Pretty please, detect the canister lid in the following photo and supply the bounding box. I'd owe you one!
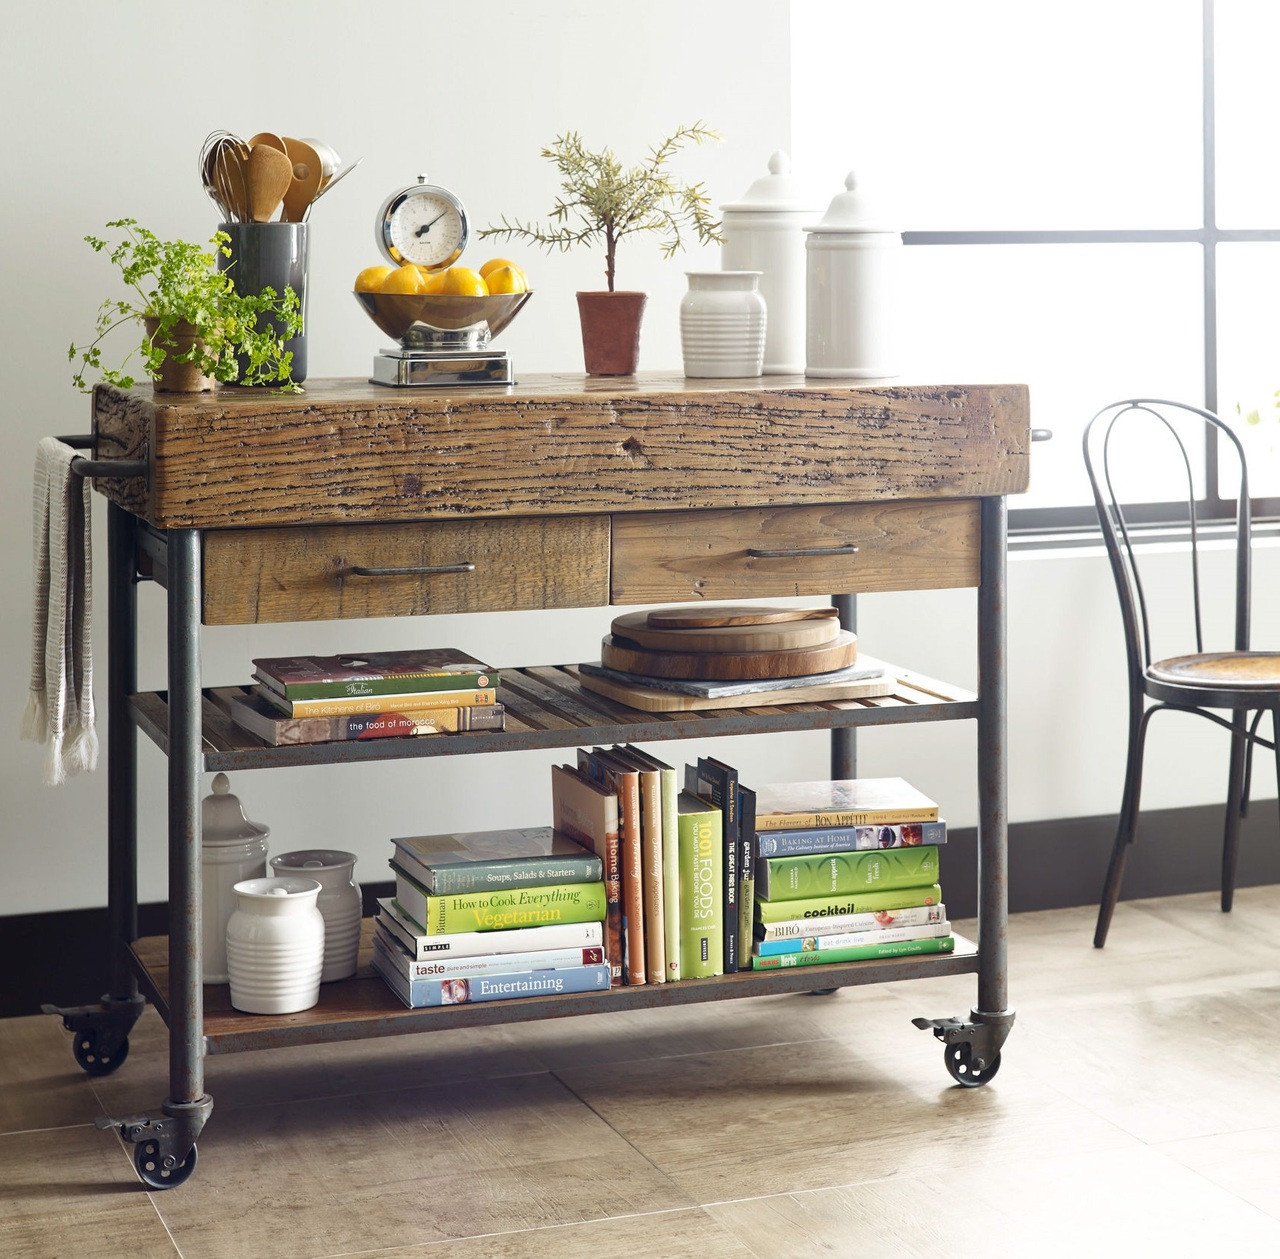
[805,170,896,233]
[721,150,822,213]
[202,772,270,845]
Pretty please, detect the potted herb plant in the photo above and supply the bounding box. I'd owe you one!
[69,218,303,393]
[479,123,723,375]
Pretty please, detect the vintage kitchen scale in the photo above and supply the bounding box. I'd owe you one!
[356,174,531,386]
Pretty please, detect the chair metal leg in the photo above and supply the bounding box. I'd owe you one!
[1094,705,1153,948]
[1221,710,1249,914]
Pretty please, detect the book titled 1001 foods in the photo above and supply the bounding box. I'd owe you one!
[252,649,497,701]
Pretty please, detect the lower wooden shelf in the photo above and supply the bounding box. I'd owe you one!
[130,923,979,1056]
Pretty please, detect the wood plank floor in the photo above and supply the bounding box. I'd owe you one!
[4,887,1280,1257]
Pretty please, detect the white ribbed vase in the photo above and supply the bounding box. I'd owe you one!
[680,271,766,379]
[270,850,361,982]
[226,877,324,1014]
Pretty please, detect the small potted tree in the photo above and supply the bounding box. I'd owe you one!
[479,123,723,375]
[69,218,302,393]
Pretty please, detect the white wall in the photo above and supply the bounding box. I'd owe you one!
[3,1,1272,920]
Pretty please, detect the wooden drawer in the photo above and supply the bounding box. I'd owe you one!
[610,500,980,604]
[201,515,610,624]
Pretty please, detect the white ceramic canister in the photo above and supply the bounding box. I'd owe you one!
[225,876,325,1014]
[804,170,901,378]
[200,773,269,984]
[270,849,362,982]
[720,150,822,374]
[680,271,767,378]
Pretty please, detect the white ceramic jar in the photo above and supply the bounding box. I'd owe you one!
[680,271,767,378]
[805,170,901,378]
[720,151,821,374]
[200,773,269,984]
[270,849,362,982]
[225,876,324,1014]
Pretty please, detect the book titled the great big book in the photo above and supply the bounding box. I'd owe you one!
[756,845,941,902]
[253,648,496,701]
[753,777,939,830]
[390,826,602,895]
[391,865,607,936]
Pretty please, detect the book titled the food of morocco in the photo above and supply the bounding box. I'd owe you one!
[217,688,505,745]
[253,649,496,700]
[372,947,612,1009]
[757,902,947,942]
[754,884,942,925]
[373,921,607,980]
[391,865,607,936]
[750,935,956,969]
[390,826,602,895]
[376,898,604,960]
[754,919,952,958]
[755,820,948,857]
[756,845,941,902]
[753,777,939,831]
[260,686,498,719]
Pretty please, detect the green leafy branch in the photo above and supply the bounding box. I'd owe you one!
[479,122,723,291]
[69,218,302,392]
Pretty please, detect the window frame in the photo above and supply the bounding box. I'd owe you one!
[900,0,1280,537]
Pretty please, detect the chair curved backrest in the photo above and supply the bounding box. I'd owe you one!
[1082,399,1252,692]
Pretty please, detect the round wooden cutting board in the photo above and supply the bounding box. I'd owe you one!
[644,604,840,630]
[601,628,858,680]
[610,609,841,653]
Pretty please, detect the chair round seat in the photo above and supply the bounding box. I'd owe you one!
[1148,651,1280,690]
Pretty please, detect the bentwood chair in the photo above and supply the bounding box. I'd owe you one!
[1084,399,1280,947]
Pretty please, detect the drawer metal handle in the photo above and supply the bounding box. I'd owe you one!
[347,561,476,577]
[746,544,860,559]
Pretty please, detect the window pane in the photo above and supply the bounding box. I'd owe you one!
[790,0,1203,231]
[1214,1,1280,227]
[898,244,1204,511]
[1215,242,1280,498]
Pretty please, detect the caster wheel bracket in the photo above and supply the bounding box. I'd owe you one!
[96,1095,213,1189]
[43,993,145,1076]
[912,1007,1016,1074]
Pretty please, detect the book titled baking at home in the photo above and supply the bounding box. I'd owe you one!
[755,820,948,857]
[252,648,497,701]
[754,883,943,925]
[391,865,607,936]
[390,826,602,895]
[753,777,939,831]
[376,897,604,961]
[258,685,498,719]
[756,845,941,902]
[372,940,612,1009]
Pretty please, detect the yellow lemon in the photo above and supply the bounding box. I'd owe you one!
[419,267,448,293]
[484,264,529,295]
[479,257,520,280]
[439,266,488,296]
[354,265,393,292]
[379,264,429,295]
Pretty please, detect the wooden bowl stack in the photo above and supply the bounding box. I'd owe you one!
[601,604,857,682]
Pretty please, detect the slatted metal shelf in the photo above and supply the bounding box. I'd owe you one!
[129,924,979,1054]
[128,662,978,771]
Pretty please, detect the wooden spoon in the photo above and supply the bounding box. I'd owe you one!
[245,143,293,222]
[248,131,287,154]
[281,136,323,223]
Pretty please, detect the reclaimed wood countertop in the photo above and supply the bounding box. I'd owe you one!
[89,374,1031,530]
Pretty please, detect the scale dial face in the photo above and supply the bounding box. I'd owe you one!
[377,177,468,270]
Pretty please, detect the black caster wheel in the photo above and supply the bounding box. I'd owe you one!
[804,988,839,997]
[72,1029,129,1077]
[944,1042,1001,1088]
[134,1138,198,1189]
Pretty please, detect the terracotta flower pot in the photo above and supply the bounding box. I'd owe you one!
[144,316,215,393]
[576,291,647,375]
